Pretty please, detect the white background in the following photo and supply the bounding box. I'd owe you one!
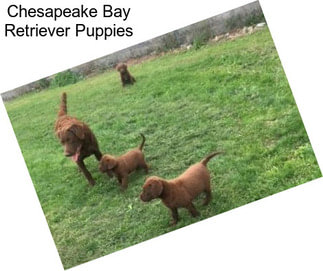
[0,0,323,270]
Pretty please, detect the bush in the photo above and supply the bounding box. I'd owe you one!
[158,33,180,52]
[226,11,266,30]
[225,14,243,30]
[50,70,82,88]
[193,32,210,50]
[36,78,51,90]
[245,12,266,26]
[192,22,212,50]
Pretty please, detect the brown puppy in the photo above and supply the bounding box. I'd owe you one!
[55,92,102,186]
[116,63,136,87]
[99,134,148,190]
[140,151,222,225]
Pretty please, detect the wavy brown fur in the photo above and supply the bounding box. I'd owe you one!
[58,92,67,117]
[116,63,136,87]
[55,92,102,186]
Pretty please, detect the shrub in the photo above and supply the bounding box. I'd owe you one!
[226,11,266,30]
[245,11,266,26]
[225,14,243,30]
[36,78,51,90]
[192,22,212,50]
[158,33,180,52]
[50,70,82,88]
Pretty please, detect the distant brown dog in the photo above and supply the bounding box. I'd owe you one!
[99,133,148,190]
[116,63,136,87]
[140,151,222,225]
[55,92,102,186]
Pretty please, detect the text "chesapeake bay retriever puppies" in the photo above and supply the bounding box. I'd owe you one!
[55,92,102,186]
[116,63,136,87]
[140,151,223,225]
[99,133,148,190]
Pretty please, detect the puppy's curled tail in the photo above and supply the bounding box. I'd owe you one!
[58,92,67,117]
[201,151,223,166]
[139,133,146,150]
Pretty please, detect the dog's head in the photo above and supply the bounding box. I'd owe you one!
[140,176,164,202]
[99,154,118,173]
[116,63,128,74]
[56,124,85,162]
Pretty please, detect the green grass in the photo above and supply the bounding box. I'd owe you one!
[4,28,321,269]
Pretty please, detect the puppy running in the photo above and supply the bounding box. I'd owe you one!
[55,92,102,186]
[140,151,222,225]
[116,63,136,87]
[99,133,148,190]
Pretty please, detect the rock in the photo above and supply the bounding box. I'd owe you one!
[255,22,266,29]
[180,44,187,49]
[248,26,254,33]
[213,34,226,42]
[186,44,192,50]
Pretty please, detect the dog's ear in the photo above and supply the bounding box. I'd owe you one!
[56,129,63,139]
[99,157,107,172]
[107,157,117,170]
[116,63,127,71]
[68,124,85,140]
[99,156,117,171]
[150,178,163,197]
[56,127,67,141]
[116,64,122,71]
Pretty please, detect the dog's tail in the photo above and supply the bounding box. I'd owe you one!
[201,151,223,166]
[139,133,146,150]
[58,92,67,117]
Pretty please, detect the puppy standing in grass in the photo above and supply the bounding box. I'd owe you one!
[116,63,136,87]
[99,133,149,190]
[55,92,102,186]
[140,151,223,225]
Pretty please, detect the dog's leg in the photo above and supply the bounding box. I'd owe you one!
[170,208,179,225]
[203,187,212,206]
[141,162,149,173]
[121,176,128,190]
[94,150,102,161]
[187,203,200,217]
[106,169,113,178]
[76,160,95,186]
[117,177,122,184]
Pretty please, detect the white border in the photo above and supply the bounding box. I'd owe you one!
[1,1,323,270]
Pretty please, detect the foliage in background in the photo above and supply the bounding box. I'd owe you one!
[36,78,51,90]
[158,32,180,52]
[226,9,266,30]
[50,69,82,88]
[192,21,212,50]
[245,10,266,26]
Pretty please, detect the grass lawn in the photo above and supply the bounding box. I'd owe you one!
[4,27,321,269]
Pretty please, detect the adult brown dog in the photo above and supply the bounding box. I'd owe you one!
[116,63,136,87]
[99,133,148,190]
[140,151,222,225]
[55,92,102,186]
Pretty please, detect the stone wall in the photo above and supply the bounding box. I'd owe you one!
[1,1,263,101]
